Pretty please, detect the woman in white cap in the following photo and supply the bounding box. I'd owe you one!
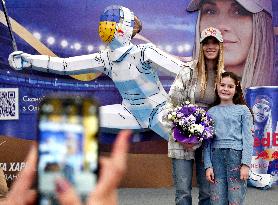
[166,26,224,205]
[187,0,277,89]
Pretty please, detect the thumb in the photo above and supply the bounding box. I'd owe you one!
[240,172,244,180]
[240,167,244,180]
[211,171,214,181]
[55,178,82,205]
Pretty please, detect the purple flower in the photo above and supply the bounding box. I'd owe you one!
[173,127,199,143]
[167,103,214,143]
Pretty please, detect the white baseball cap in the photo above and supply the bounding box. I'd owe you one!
[187,0,273,17]
[200,27,223,43]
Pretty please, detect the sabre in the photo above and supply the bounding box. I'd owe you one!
[1,0,17,51]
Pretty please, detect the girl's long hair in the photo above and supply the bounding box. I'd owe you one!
[211,72,247,107]
[212,72,254,120]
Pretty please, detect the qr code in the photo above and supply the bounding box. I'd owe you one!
[0,88,19,120]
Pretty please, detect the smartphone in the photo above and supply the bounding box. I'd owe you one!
[37,96,99,204]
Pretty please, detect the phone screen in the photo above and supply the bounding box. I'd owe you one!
[37,97,99,204]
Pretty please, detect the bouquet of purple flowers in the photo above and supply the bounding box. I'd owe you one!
[167,101,214,143]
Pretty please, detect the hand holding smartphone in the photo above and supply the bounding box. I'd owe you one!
[37,96,99,204]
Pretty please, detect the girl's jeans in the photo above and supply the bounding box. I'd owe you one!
[172,147,210,205]
[210,148,247,205]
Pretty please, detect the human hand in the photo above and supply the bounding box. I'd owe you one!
[3,145,37,205]
[0,130,131,205]
[181,142,195,150]
[179,142,200,151]
[56,130,131,205]
[8,51,31,70]
[240,164,250,181]
[205,168,215,183]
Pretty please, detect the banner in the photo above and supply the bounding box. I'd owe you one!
[246,87,278,186]
[1,0,278,141]
[0,0,195,143]
[0,0,278,187]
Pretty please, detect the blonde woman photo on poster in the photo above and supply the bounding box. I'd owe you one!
[187,0,277,88]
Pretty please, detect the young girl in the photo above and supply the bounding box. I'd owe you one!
[204,72,253,205]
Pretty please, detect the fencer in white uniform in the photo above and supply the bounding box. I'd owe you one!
[8,5,191,140]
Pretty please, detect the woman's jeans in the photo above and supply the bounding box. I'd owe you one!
[172,147,210,205]
[210,148,247,205]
